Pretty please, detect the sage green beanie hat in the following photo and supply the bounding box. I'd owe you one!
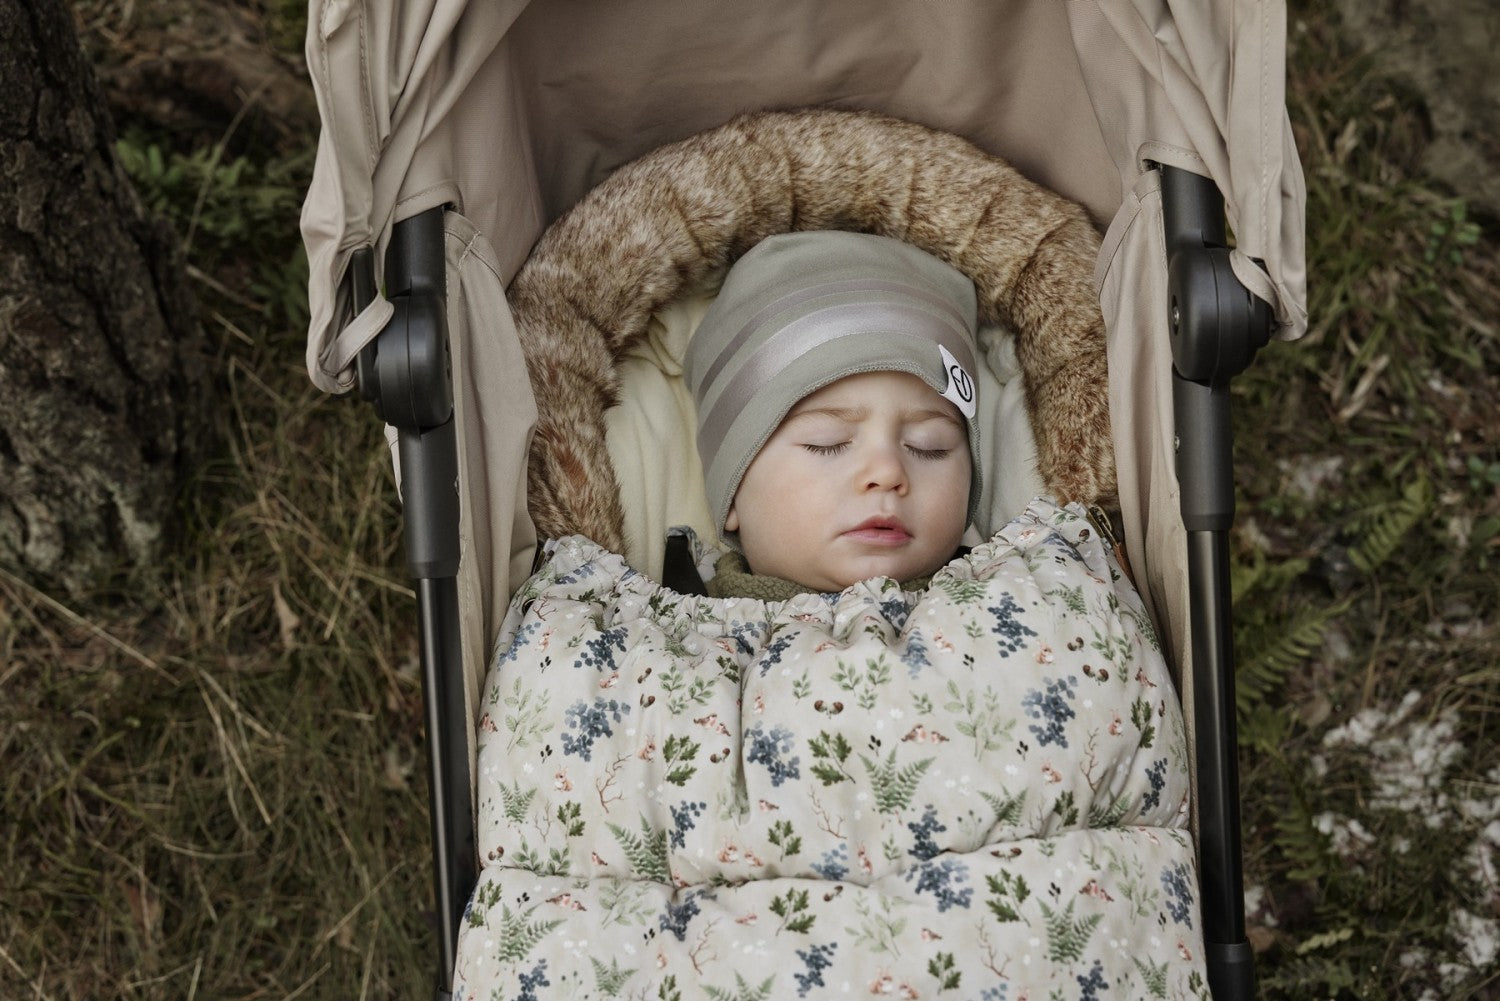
[684,231,983,539]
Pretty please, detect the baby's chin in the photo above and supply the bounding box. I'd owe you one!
[804,553,952,592]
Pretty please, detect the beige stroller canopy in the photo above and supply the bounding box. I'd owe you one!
[302,0,1305,395]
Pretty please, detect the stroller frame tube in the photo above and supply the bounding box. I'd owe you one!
[1160,164,1270,1001]
[355,207,475,1001]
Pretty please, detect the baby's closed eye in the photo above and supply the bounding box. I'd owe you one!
[802,441,850,456]
[902,425,964,457]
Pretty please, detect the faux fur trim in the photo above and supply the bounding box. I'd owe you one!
[508,108,1115,553]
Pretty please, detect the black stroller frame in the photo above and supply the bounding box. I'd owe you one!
[355,163,1270,1001]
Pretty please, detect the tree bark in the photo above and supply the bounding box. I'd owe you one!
[0,0,208,596]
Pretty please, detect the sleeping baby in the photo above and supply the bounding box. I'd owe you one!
[685,231,985,597]
[456,229,1205,999]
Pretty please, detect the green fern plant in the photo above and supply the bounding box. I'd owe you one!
[931,576,989,605]
[1230,552,1310,604]
[1348,475,1433,572]
[769,887,815,934]
[1040,898,1103,964]
[979,789,1026,827]
[1272,796,1336,884]
[591,955,638,997]
[1236,702,1293,755]
[1257,954,1360,997]
[704,972,776,1001]
[495,903,565,964]
[607,816,670,882]
[984,870,1030,922]
[1132,955,1170,996]
[927,951,962,991]
[1228,547,1353,748]
[499,780,536,826]
[859,749,934,815]
[1235,597,1351,716]
[1086,792,1131,828]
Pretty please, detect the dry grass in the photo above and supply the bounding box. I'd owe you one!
[0,321,435,998]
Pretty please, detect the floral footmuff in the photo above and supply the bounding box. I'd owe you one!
[453,499,1209,1000]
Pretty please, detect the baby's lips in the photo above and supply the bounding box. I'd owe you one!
[841,517,913,545]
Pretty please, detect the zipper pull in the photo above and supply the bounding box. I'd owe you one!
[1086,505,1118,551]
[1086,505,1135,585]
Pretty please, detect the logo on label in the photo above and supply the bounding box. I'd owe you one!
[938,344,976,419]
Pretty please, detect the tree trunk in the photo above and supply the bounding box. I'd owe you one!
[0,0,208,596]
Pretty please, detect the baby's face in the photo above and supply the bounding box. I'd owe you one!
[726,371,970,591]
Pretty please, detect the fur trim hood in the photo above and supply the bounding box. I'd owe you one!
[508,108,1115,553]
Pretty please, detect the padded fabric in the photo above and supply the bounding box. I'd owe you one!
[454,499,1205,998]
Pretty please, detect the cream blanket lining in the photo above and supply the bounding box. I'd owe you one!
[605,284,1045,582]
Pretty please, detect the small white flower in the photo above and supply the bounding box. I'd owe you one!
[1398,947,1428,970]
[1451,908,1500,969]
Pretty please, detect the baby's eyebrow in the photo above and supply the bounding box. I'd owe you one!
[786,406,961,427]
[899,407,963,427]
[785,405,868,423]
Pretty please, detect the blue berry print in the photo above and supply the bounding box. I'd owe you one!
[1022,676,1078,748]
[905,857,973,912]
[746,724,800,786]
[1161,862,1194,926]
[793,942,837,996]
[987,594,1039,656]
[560,697,629,761]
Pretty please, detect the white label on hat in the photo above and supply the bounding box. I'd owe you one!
[939,344,977,419]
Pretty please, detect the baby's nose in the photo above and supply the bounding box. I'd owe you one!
[862,446,909,493]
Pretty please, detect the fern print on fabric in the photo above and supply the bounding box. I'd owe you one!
[453,500,1207,999]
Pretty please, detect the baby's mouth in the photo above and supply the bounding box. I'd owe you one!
[842,517,912,545]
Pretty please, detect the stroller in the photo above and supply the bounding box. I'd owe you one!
[299,2,1307,998]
